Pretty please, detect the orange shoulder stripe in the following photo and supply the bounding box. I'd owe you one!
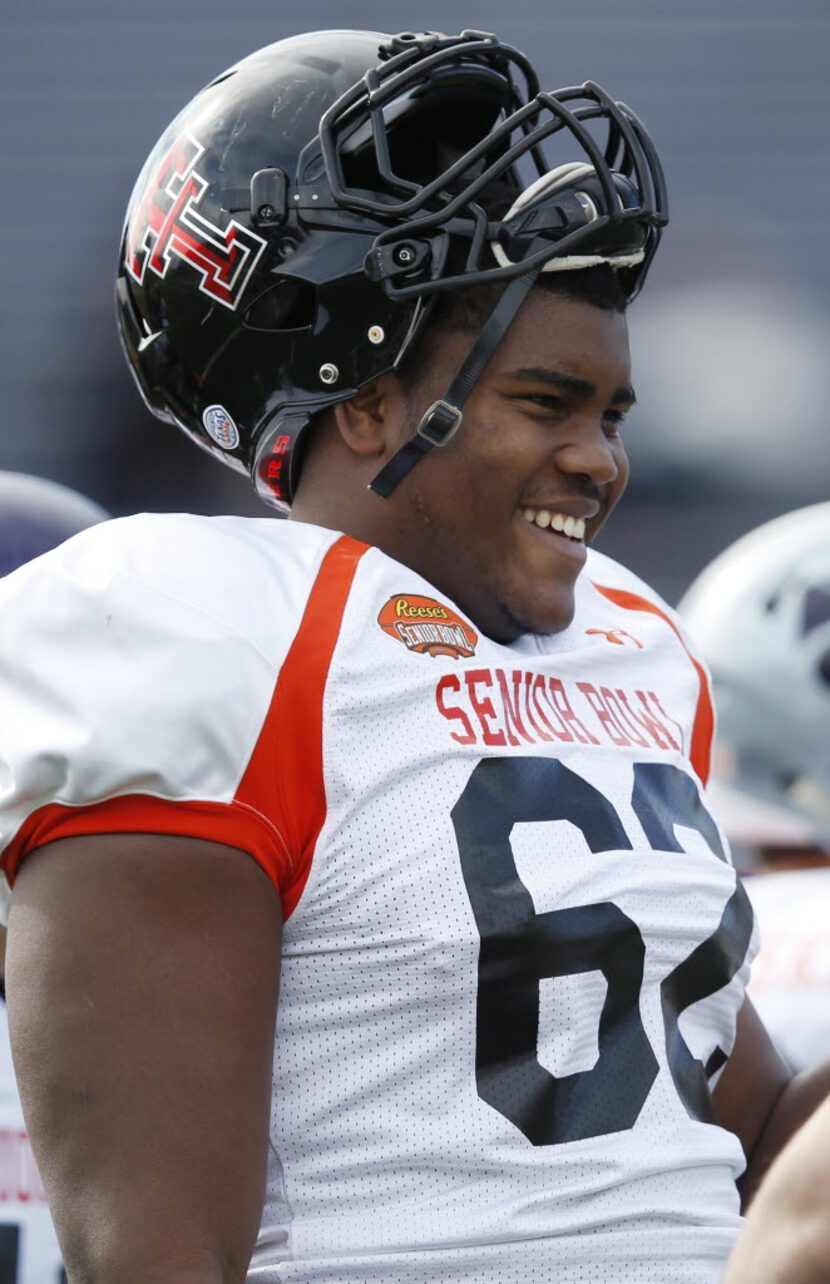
[3,534,369,914]
[235,533,369,917]
[592,582,714,785]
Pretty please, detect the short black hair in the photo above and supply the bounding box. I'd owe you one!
[397,265,627,392]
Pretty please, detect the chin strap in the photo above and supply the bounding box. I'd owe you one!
[369,268,540,499]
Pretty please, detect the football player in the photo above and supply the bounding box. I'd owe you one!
[0,472,108,1284]
[0,30,826,1284]
[679,504,830,1075]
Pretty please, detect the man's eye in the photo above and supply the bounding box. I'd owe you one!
[603,410,628,433]
[525,395,564,412]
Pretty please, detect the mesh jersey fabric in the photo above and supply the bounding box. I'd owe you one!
[0,513,756,1283]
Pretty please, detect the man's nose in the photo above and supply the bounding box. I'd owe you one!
[554,417,621,486]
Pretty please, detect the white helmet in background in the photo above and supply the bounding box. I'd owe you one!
[678,503,830,849]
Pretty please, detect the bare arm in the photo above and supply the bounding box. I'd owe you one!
[713,997,830,1206]
[5,832,282,1284]
[722,1094,830,1284]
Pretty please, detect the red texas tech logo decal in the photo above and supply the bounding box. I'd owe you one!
[125,133,266,311]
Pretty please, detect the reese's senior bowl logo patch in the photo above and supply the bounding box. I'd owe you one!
[378,594,478,659]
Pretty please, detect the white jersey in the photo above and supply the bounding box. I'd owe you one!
[0,1002,64,1283]
[0,514,756,1284]
[745,868,830,1073]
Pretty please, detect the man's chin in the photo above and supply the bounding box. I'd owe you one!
[482,588,576,644]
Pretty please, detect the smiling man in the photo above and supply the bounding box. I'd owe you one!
[294,276,635,644]
[0,28,826,1284]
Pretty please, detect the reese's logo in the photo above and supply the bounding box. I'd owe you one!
[378,594,478,659]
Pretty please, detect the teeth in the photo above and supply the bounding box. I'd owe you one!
[520,509,587,541]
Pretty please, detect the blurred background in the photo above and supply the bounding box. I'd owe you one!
[2,0,828,603]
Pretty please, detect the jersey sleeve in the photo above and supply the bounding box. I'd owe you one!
[0,513,360,913]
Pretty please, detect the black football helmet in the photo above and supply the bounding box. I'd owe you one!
[116,28,667,512]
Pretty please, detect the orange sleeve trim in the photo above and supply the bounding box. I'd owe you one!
[592,582,714,785]
[234,534,370,918]
[2,794,290,890]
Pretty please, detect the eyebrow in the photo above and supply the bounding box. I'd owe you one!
[504,366,637,406]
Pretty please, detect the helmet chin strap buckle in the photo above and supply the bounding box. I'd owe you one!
[368,399,462,499]
[417,400,463,446]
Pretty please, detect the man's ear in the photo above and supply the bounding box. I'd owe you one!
[333,374,409,459]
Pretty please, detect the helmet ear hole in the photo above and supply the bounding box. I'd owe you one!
[803,585,830,635]
[244,279,317,332]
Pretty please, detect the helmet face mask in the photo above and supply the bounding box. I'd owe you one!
[116,28,667,512]
[322,32,665,298]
